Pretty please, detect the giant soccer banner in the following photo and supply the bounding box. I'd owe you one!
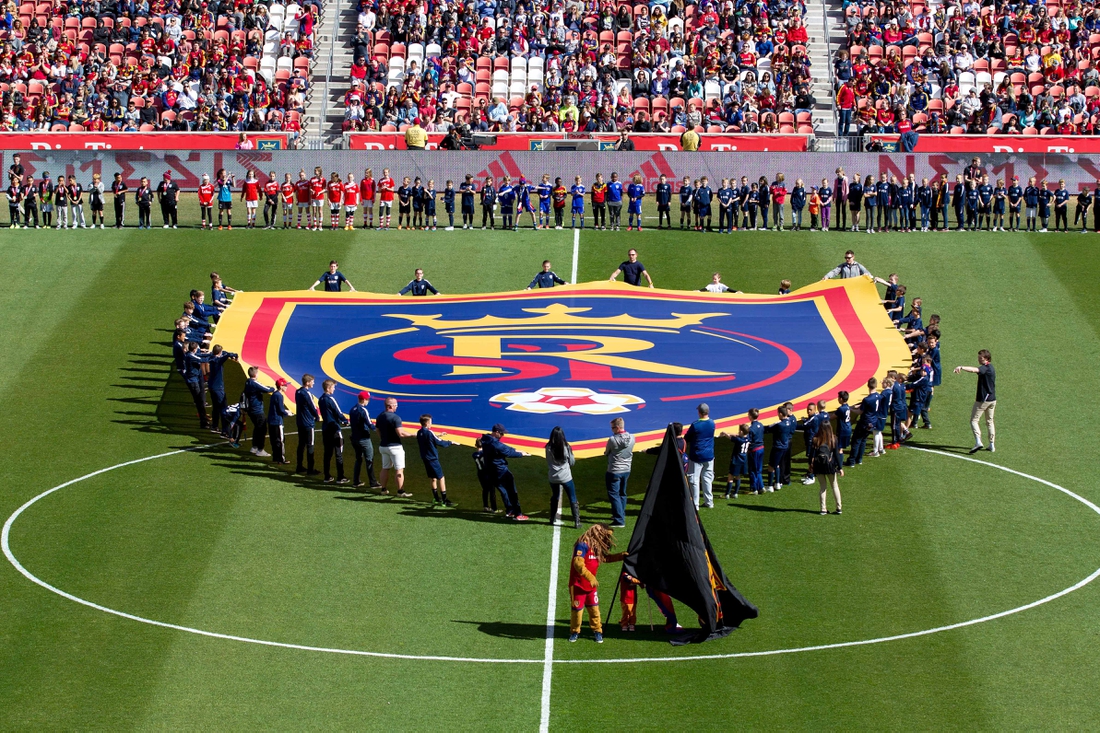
[213,279,911,458]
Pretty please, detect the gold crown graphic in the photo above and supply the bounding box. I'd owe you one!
[383,303,729,333]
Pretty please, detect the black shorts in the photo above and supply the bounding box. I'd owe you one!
[698,205,712,217]
[90,201,103,212]
[657,203,669,211]
[399,204,411,214]
[219,201,232,210]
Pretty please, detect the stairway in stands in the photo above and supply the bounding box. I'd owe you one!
[303,0,356,144]
[804,0,840,137]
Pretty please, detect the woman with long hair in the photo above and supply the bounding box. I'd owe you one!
[546,427,580,528]
[812,420,843,515]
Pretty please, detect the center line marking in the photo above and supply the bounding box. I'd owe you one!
[539,520,563,732]
[570,227,579,285]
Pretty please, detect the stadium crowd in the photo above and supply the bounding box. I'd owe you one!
[7,156,1100,232]
[835,0,1100,136]
[343,0,820,134]
[0,0,316,136]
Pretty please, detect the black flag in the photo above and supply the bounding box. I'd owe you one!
[621,424,758,643]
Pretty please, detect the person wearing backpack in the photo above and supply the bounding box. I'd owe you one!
[812,419,843,516]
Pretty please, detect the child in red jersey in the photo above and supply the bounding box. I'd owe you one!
[378,167,395,229]
[326,172,344,229]
[240,169,261,228]
[360,167,376,228]
[343,173,359,230]
[197,173,215,229]
[568,524,625,643]
[309,166,326,230]
[280,173,296,228]
[294,169,311,228]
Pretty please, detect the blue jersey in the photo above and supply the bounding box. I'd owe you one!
[1055,188,1070,206]
[216,181,234,203]
[460,182,475,207]
[717,187,734,206]
[978,184,993,205]
[627,183,644,211]
[443,187,455,210]
[570,184,586,210]
[537,182,552,211]
[679,184,694,206]
[607,181,624,203]
[498,184,515,210]
[1008,185,1023,207]
[819,185,832,205]
[748,420,765,448]
[655,182,672,207]
[1024,185,1039,206]
[857,392,881,429]
[695,186,713,206]
[835,404,852,438]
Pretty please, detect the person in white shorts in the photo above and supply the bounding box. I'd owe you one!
[376,397,417,496]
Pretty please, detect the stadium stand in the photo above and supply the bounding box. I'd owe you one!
[341,0,823,135]
[834,0,1100,136]
[0,0,317,139]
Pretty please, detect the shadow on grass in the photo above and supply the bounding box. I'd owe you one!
[728,503,821,514]
[452,619,683,642]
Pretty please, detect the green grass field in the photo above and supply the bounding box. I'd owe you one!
[4,198,1100,729]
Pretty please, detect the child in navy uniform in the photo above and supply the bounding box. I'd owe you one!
[847,378,881,466]
[835,391,852,464]
[746,408,766,494]
[720,424,750,498]
[473,438,499,512]
[417,414,455,506]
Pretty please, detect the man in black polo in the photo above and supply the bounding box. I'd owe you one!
[955,349,997,454]
[608,248,654,287]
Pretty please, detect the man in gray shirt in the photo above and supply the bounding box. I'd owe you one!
[604,417,635,528]
[822,249,889,285]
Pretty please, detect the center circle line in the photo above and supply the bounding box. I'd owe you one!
[3,442,1098,664]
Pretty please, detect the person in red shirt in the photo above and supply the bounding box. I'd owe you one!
[197,173,215,229]
[342,173,360,230]
[378,167,395,230]
[294,169,311,228]
[309,166,326,231]
[240,170,262,229]
[567,524,624,643]
[263,170,280,229]
[360,167,376,228]
[326,172,344,230]
[280,173,296,229]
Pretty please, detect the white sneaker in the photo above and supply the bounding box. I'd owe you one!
[869,450,881,458]
[254,450,270,457]
[801,476,815,485]
[100,224,104,229]
[766,486,775,493]
[445,226,454,231]
[1041,228,1048,232]
[988,443,995,453]
[249,447,259,454]
[163,224,169,229]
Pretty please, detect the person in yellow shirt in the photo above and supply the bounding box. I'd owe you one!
[405,118,427,150]
[679,122,701,151]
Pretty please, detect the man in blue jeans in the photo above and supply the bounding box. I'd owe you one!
[604,417,635,528]
[685,403,716,508]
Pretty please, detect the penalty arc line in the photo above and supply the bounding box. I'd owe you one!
[4,443,1100,668]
